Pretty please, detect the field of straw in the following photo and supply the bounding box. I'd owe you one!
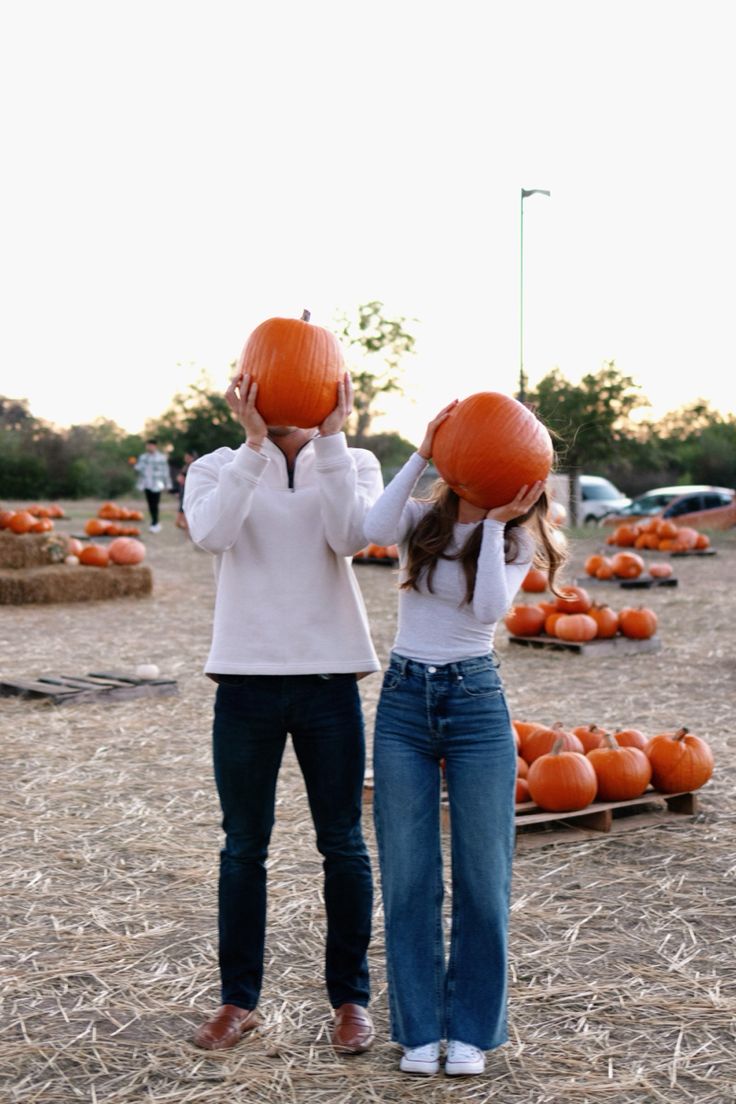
[2,496,735,1104]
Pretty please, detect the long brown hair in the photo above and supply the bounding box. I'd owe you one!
[401,480,567,605]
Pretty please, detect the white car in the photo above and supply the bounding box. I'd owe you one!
[579,475,631,523]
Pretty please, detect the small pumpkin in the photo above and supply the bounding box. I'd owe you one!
[612,523,640,547]
[85,518,110,537]
[515,777,531,803]
[66,537,84,557]
[587,733,652,801]
[516,755,529,778]
[587,603,619,639]
[9,510,36,534]
[554,585,592,614]
[512,720,544,745]
[505,604,546,636]
[526,738,598,812]
[108,537,146,565]
[610,551,645,579]
[544,611,565,636]
[79,544,110,567]
[694,533,710,550]
[555,613,598,642]
[648,561,674,579]
[613,727,649,750]
[595,561,616,580]
[572,723,608,752]
[521,566,548,593]
[584,553,607,577]
[432,391,554,509]
[239,309,345,429]
[619,606,658,640]
[647,727,714,793]
[521,722,585,765]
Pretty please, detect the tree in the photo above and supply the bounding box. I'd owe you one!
[334,301,417,442]
[147,371,244,461]
[528,362,647,524]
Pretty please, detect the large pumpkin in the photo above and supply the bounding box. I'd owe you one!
[238,309,344,428]
[432,392,553,509]
[108,537,146,565]
[526,738,598,812]
[504,604,546,636]
[647,727,714,792]
[586,733,652,801]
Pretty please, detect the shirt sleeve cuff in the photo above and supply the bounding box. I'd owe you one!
[313,432,350,468]
[231,442,270,478]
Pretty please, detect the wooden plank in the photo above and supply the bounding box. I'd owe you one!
[0,678,81,700]
[670,548,716,557]
[576,575,678,589]
[507,633,662,656]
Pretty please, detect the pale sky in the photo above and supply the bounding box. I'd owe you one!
[1,1,734,448]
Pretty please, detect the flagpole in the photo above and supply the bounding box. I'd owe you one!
[519,188,551,404]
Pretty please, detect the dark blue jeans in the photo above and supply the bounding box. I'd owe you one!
[373,653,516,1050]
[212,673,372,1011]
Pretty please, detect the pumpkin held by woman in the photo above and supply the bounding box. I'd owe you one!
[238,309,344,428]
[432,391,553,509]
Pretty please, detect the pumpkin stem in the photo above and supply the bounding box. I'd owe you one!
[551,736,565,755]
[603,733,619,749]
[301,308,311,322]
[673,727,690,741]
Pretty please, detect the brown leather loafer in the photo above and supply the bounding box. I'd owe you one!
[192,1005,261,1050]
[331,1003,375,1054]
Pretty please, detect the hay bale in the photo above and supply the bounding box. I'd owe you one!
[0,529,71,569]
[0,562,153,604]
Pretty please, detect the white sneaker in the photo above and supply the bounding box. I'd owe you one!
[400,1041,440,1075]
[445,1039,485,1075]
[149,524,161,533]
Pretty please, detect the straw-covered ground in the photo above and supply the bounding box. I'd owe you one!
[2,496,735,1103]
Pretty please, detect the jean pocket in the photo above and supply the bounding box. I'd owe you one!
[459,669,502,698]
[381,668,403,692]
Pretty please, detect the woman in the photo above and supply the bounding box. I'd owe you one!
[364,400,564,1077]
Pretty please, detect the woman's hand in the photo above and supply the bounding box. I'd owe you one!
[225,371,267,448]
[417,399,459,460]
[485,480,545,523]
[318,371,353,437]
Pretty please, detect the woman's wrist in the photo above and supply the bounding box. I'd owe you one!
[246,436,265,452]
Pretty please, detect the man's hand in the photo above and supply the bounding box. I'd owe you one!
[318,371,353,437]
[485,481,545,523]
[225,372,267,449]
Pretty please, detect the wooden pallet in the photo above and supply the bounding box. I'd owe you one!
[0,670,177,704]
[576,575,678,589]
[670,548,716,557]
[507,633,662,656]
[363,775,701,844]
[352,556,398,567]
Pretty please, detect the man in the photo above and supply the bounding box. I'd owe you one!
[184,369,382,1054]
[133,439,171,532]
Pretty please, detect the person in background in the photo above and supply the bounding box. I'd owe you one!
[133,439,171,532]
[175,449,198,530]
[364,400,565,1078]
[184,369,383,1055]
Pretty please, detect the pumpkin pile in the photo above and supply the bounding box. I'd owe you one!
[84,517,142,538]
[71,537,147,568]
[513,719,714,811]
[97,502,144,522]
[505,585,658,642]
[583,552,674,581]
[605,519,711,552]
[0,509,57,534]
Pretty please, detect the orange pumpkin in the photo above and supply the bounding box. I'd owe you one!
[108,537,146,565]
[656,519,679,540]
[610,551,645,579]
[526,738,598,811]
[79,544,110,567]
[612,524,640,547]
[572,723,608,752]
[512,720,544,745]
[515,777,531,803]
[588,603,619,639]
[521,722,585,765]
[646,727,714,793]
[619,606,658,640]
[516,755,529,778]
[85,518,110,536]
[648,561,673,579]
[555,613,598,642]
[544,611,565,636]
[0,510,16,529]
[536,599,558,617]
[613,727,649,750]
[554,585,592,614]
[432,391,553,509]
[586,733,652,801]
[521,566,548,593]
[595,561,616,580]
[504,604,546,636]
[29,519,54,532]
[584,553,607,577]
[66,537,84,557]
[694,533,710,550]
[673,526,699,550]
[238,309,344,429]
[9,511,35,534]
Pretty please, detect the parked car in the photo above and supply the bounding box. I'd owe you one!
[600,485,736,530]
[578,475,631,524]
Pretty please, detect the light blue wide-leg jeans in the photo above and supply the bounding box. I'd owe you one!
[373,652,516,1050]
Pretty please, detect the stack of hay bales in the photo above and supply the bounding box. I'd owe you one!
[0,531,153,605]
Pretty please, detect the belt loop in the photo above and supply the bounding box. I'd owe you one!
[394,654,408,676]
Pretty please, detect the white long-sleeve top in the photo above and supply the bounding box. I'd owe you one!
[363,452,535,664]
[184,432,383,675]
